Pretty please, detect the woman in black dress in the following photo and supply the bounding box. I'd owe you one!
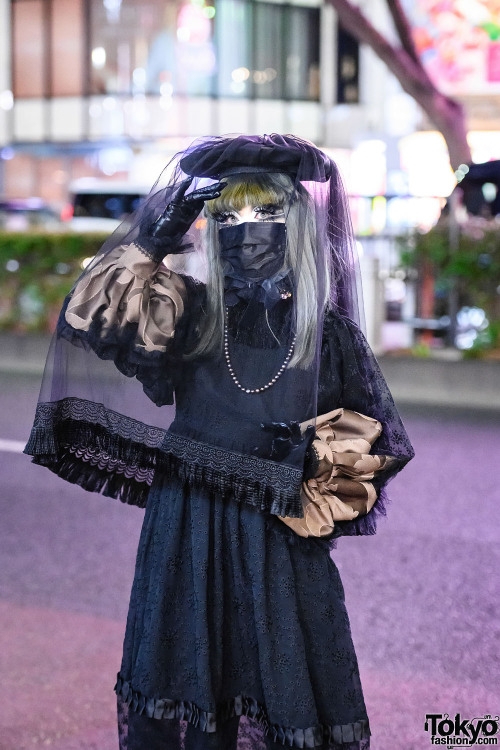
[25,134,414,749]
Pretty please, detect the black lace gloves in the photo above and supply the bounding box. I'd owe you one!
[136,178,226,261]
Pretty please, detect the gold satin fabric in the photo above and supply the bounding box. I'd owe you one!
[278,409,394,538]
[65,244,187,353]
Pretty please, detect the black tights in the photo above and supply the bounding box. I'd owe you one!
[123,703,242,750]
[119,697,370,750]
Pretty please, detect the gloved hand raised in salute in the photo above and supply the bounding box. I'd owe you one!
[136,177,226,261]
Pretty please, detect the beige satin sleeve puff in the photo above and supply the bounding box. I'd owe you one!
[65,244,187,354]
[278,408,395,538]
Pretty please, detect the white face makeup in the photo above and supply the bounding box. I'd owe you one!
[212,204,286,227]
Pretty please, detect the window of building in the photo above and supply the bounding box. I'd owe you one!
[12,0,85,97]
[252,2,283,99]
[215,0,252,97]
[216,2,320,101]
[11,0,320,102]
[89,0,216,97]
[285,6,320,101]
[12,0,46,97]
[337,24,359,104]
[51,0,85,96]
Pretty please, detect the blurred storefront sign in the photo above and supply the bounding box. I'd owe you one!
[405,0,500,96]
[402,1,500,131]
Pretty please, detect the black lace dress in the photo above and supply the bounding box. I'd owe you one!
[26,266,413,750]
[111,291,397,750]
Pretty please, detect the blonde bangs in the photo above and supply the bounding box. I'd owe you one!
[205,173,292,215]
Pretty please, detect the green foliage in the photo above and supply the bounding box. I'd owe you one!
[462,320,500,358]
[0,231,108,331]
[411,342,431,358]
[398,218,500,348]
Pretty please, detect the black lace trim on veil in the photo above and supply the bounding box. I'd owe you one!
[115,675,370,748]
[24,399,163,506]
[24,397,304,517]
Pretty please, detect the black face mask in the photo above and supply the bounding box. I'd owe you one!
[218,222,290,308]
[218,222,287,282]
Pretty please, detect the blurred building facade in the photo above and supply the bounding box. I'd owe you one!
[2,0,500,351]
[0,0,424,207]
[0,0,321,199]
[1,1,500,210]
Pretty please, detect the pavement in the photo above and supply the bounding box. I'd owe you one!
[1,332,498,410]
[378,354,500,411]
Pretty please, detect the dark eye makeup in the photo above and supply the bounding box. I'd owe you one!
[254,204,285,220]
[212,211,237,224]
[212,204,285,225]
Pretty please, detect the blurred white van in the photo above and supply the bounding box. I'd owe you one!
[65,179,150,232]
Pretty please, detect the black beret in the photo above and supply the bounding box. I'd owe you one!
[179,134,333,183]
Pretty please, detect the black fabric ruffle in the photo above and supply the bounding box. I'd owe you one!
[24,398,305,517]
[24,409,161,507]
[115,675,370,748]
[36,450,152,507]
[162,430,304,517]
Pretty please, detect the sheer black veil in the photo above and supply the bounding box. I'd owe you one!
[25,134,413,541]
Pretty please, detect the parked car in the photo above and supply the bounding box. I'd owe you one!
[65,179,150,232]
[0,198,61,231]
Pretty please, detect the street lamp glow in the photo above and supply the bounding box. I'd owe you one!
[482,182,497,202]
[160,82,173,97]
[102,96,117,111]
[91,47,106,69]
[231,67,250,83]
[0,90,14,111]
[133,68,146,88]
[177,26,190,42]
[230,81,245,94]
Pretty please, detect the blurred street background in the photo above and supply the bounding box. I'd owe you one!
[0,0,499,748]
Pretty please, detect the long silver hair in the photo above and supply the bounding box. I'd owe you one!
[187,172,331,368]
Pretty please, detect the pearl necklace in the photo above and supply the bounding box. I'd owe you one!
[223,306,296,394]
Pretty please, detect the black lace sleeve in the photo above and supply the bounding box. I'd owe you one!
[321,311,415,538]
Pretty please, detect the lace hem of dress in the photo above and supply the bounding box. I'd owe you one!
[24,398,305,517]
[114,675,371,748]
